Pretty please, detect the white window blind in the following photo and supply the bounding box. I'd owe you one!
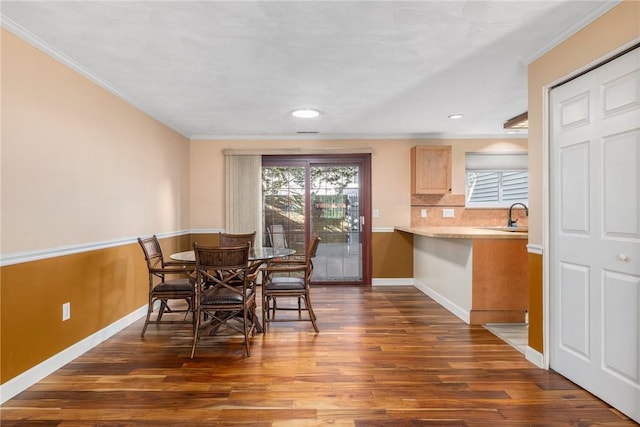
[465,153,528,207]
[225,154,263,247]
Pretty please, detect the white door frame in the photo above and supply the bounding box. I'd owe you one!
[542,38,640,370]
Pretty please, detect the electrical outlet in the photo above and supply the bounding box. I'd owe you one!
[62,302,71,321]
[373,209,379,218]
[420,208,427,218]
[442,208,455,218]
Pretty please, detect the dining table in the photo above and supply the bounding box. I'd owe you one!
[170,246,296,334]
[170,246,295,264]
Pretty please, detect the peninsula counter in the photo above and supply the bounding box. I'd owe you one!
[395,226,528,325]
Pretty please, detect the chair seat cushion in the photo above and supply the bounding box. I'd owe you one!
[201,287,247,304]
[154,279,192,292]
[265,277,305,291]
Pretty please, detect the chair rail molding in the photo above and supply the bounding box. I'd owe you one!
[527,244,543,255]
[0,230,191,267]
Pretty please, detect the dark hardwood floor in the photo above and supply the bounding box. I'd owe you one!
[1,286,635,426]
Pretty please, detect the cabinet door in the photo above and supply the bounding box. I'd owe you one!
[411,146,451,194]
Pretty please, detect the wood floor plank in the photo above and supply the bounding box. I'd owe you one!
[1,286,636,426]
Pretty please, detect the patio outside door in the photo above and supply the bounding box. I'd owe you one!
[262,154,371,285]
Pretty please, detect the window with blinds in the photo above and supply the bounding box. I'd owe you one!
[465,153,528,207]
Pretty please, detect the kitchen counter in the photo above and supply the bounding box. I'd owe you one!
[396,225,528,325]
[395,225,528,239]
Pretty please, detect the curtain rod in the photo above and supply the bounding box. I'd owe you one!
[223,147,374,156]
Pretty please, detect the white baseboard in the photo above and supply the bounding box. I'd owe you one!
[371,278,414,286]
[525,346,545,368]
[0,305,147,404]
[413,279,471,324]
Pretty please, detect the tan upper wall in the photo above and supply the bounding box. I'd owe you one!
[527,0,640,246]
[1,29,191,254]
[189,138,527,230]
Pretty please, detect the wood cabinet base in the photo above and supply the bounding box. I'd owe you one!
[471,239,528,324]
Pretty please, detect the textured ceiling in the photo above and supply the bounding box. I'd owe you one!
[0,1,619,139]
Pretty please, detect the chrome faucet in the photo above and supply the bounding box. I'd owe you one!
[508,203,529,227]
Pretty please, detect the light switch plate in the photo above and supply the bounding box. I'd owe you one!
[373,209,379,218]
[420,208,427,218]
[442,208,455,218]
[62,302,71,321]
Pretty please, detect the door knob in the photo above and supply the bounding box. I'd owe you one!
[617,254,630,263]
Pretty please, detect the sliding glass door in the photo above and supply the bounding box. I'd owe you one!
[262,154,371,285]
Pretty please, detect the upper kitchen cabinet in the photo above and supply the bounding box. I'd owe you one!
[411,145,452,194]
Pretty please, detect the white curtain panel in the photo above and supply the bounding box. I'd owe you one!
[225,154,263,248]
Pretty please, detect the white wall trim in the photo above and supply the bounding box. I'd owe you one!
[372,227,395,233]
[0,305,148,404]
[527,244,543,255]
[190,228,225,234]
[413,279,470,324]
[372,278,413,286]
[0,230,191,267]
[525,346,545,369]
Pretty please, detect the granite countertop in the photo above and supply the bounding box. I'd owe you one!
[395,225,528,240]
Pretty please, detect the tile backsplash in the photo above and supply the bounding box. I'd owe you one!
[410,194,529,227]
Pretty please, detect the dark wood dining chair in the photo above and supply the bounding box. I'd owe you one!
[267,224,288,249]
[260,234,321,333]
[219,231,256,247]
[191,243,258,358]
[137,235,195,337]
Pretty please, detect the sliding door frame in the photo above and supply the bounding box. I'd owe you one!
[262,153,372,285]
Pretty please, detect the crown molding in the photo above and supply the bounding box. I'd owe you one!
[191,132,528,141]
[523,0,622,64]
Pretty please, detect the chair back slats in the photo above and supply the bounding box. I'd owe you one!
[267,225,288,249]
[193,244,250,293]
[219,232,256,248]
[195,244,249,270]
[307,234,321,259]
[138,236,164,269]
[305,235,321,285]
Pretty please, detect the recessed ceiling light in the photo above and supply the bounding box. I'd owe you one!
[448,114,463,119]
[292,108,321,118]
